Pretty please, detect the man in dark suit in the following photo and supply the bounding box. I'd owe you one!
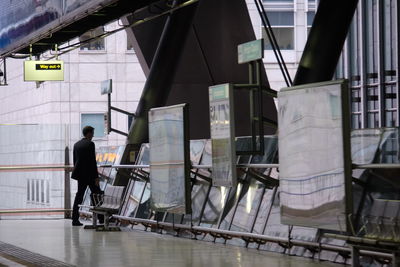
[71,126,103,226]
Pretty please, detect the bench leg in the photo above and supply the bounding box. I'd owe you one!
[104,214,109,231]
[93,212,97,227]
[84,212,98,230]
[393,251,400,267]
[351,246,360,267]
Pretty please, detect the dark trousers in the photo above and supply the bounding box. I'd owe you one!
[72,179,104,222]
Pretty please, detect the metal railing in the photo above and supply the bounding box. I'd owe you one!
[1,162,399,262]
[3,163,400,172]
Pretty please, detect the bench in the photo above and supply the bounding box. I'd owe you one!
[80,185,125,231]
[325,199,400,267]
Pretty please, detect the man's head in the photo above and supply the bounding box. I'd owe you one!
[82,126,95,140]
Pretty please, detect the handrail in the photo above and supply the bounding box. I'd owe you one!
[0,208,72,214]
[113,215,392,260]
[2,163,400,171]
[0,165,73,171]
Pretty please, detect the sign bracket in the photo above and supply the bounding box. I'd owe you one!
[106,92,136,137]
[234,39,277,156]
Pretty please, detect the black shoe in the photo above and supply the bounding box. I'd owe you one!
[72,221,83,226]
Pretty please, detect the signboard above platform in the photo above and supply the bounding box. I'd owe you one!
[237,39,263,64]
[24,60,64,81]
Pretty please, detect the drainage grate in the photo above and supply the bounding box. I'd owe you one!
[0,241,75,267]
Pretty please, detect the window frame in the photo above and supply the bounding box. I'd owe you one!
[80,113,107,139]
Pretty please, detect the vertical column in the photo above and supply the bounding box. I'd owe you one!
[64,146,71,219]
[397,0,400,126]
[293,0,359,85]
[360,0,368,128]
[350,245,360,267]
[378,0,385,127]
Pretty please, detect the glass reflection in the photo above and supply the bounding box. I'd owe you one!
[162,140,207,223]
[182,182,210,225]
[351,129,382,164]
[200,186,228,228]
[260,191,287,253]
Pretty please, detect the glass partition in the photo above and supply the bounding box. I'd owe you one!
[0,124,68,219]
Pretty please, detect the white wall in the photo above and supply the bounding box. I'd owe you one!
[0,21,146,149]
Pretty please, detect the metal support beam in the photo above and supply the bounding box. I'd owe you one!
[293,0,359,85]
[126,0,198,145]
[64,146,71,219]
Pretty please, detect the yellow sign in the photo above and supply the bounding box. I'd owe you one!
[24,60,64,81]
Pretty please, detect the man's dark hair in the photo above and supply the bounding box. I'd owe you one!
[82,126,95,137]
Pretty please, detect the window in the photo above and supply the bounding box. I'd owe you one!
[46,180,50,203]
[80,27,105,51]
[27,179,49,204]
[307,12,315,35]
[35,180,39,202]
[81,113,105,138]
[41,180,45,203]
[27,180,30,201]
[262,12,294,50]
[31,180,34,201]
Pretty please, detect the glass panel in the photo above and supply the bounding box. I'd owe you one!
[123,180,146,217]
[218,184,243,231]
[182,183,210,225]
[226,180,265,247]
[351,128,400,164]
[200,186,228,228]
[122,144,151,219]
[46,180,50,203]
[260,190,287,253]
[289,226,318,257]
[0,124,67,218]
[41,180,44,203]
[266,12,294,26]
[180,140,207,225]
[31,180,35,202]
[136,182,151,219]
[108,146,124,184]
[35,180,39,203]
[81,114,105,138]
[263,28,294,50]
[307,12,315,25]
[27,180,30,202]
[375,128,400,164]
[351,128,383,164]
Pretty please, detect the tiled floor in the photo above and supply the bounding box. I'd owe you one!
[0,220,337,267]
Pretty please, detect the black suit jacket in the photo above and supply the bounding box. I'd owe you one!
[71,138,98,182]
